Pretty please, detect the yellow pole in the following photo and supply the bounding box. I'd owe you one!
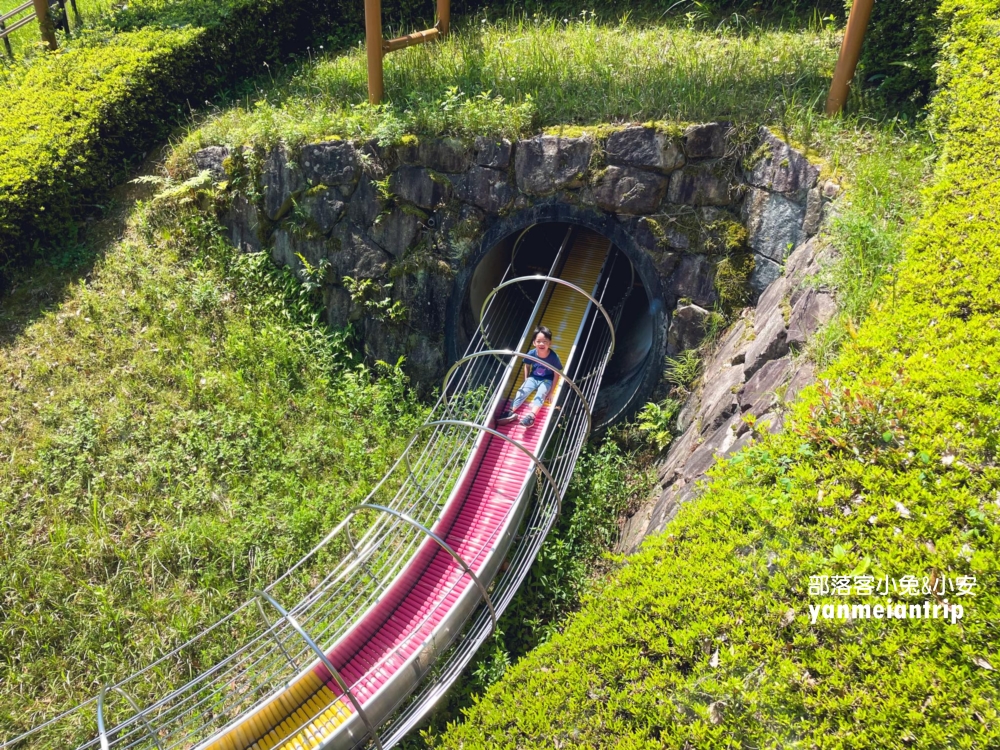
[437,0,449,34]
[32,0,58,50]
[364,0,383,105]
[825,0,874,115]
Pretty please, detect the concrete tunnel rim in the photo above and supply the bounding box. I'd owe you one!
[444,202,668,431]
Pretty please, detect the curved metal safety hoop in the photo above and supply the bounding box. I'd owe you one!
[406,419,564,517]
[97,686,163,750]
[441,349,595,438]
[254,591,385,750]
[347,503,498,631]
[479,275,617,359]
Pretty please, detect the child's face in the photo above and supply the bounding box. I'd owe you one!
[533,334,551,354]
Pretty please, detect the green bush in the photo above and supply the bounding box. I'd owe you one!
[0,0,491,284]
[664,349,702,393]
[433,1,1000,746]
[854,0,944,109]
[637,398,682,451]
[0,29,200,275]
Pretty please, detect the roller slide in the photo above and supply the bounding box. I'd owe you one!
[0,228,630,750]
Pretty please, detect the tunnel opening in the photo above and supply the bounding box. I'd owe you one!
[459,221,661,431]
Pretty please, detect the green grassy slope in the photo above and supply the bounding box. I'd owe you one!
[0,0,465,277]
[433,2,1000,747]
[0,194,425,742]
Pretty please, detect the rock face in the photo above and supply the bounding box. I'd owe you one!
[605,126,685,173]
[667,304,711,354]
[618,234,837,553]
[451,167,516,214]
[194,124,834,396]
[683,123,729,159]
[746,128,820,201]
[473,136,512,169]
[590,166,669,214]
[300,141,361,190]
[742,126,829,295]
[514,135,593,194]
[667,163,732,206]
[193,145,228,177]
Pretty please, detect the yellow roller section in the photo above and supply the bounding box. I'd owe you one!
[204,673,350,750]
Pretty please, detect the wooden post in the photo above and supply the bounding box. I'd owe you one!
[1,19,14,59]
[32,0,57,49]
[68,0,80,28]
[825,0,874,115]
[437,0,449,34]
[364,0,384,105]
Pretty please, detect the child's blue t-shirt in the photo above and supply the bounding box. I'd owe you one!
[527,348,562,381]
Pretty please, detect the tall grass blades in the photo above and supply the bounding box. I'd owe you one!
[174,17,841,155]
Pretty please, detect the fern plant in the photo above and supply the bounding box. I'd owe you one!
[637,398,681,451]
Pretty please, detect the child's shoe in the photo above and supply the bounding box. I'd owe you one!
[496,409,518,425]
[520,412,535,427]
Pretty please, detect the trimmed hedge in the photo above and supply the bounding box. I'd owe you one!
[0,29,201,267]
[0,0,487,284]
[0,0,331,281]
[434,1,1000,747]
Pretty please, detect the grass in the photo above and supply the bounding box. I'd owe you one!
[0,183,426,742]
[790,119,933,366]
[0,165,654,747]
[171,15,843,158]
[173,13,932,365]
[0,7,941,746]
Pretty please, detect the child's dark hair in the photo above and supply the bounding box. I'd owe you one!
[534,325,553,341]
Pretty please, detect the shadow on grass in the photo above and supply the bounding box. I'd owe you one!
[0,151,163,349]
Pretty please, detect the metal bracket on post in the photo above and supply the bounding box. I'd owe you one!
[255,596,300,671]
[365,0,451,103]
[254,591,385,750]
[97,686,163,750]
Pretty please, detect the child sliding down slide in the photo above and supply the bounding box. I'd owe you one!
[497,326,562,428]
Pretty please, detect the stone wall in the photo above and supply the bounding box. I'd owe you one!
[617,233,838,552]
[193,124,835,397]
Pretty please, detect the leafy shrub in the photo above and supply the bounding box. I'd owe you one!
[0,28,200,274]
[433,1,1000,746]
[853,0,944,110]
[714,252,755,312]
[802,378,909,460]
[637,398,682,450]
